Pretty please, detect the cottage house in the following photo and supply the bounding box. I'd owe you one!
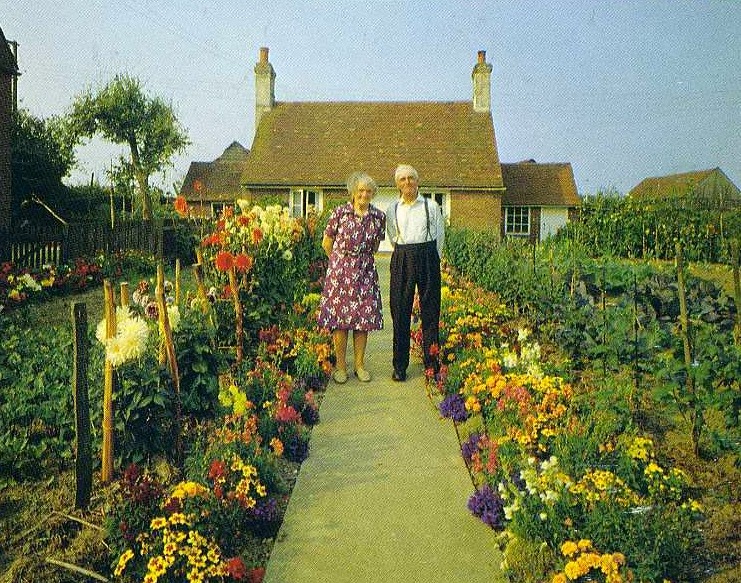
[0,25,19,232]
[181,48,579,247]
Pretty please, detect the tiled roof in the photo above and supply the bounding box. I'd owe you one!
[628,168,719,199]
[242,101,503,189]
[501,162,580,206]
[180,142,249,198]
[0,26,19,75]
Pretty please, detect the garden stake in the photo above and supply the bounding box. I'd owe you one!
[229,266,244,363]
[101,279,116,484]
[731,239,740,344]
[119,281,129,306]
[72,302,92,510]
[156,262,183,463]
[675,242,700,455]
[175,257,181,305]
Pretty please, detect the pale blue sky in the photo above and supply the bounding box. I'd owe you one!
[4,0,741,194]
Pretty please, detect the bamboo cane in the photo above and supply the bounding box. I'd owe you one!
[156,263,182,461]
[119,282,129,307]
[675,242,700,454]
[175,258,181,305]
[101,280,116,483]
[731,239,740,345]
[229,266,244,363]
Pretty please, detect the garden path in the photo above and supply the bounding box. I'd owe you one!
[263,254,504,583]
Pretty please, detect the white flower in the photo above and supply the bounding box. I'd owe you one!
[517,328,530,342]
[96,306,149,366]
[19,273,42,292]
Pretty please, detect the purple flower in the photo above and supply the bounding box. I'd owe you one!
[467,484,505,530]
[439,393,469,423]
[461,432,481,464]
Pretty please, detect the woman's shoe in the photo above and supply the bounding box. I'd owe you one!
[332,368,348,384]
[355,368,372,382]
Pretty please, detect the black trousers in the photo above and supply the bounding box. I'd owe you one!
[389,240,441,373]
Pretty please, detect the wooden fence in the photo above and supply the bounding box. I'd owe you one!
[0,220,168,268]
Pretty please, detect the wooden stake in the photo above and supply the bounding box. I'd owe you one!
[156,263,182,461]
[119,282,130,307]
[72,302,92,509]
[101,280,116,484]
[675,242,699,454]
[229,266,244,363]
[731,239,740,345]
[175,258,181,305]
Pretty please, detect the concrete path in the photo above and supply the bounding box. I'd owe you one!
[264,254,503,583]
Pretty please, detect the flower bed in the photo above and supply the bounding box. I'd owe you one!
[423,264,737,583]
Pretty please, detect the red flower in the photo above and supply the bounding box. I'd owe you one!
[215,251,235,272]
[275,405,301,423]
[208,459,226,481]
[248,567,266,583]
[251,228,264,245]
[225,556,248,580]
[429,343,440,357]
[237,215,251,227]
[234,253,254,273]
[201,233,220,247]
[173,195,189,217]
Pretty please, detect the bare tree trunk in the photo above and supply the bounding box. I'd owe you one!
[129,138,152,220]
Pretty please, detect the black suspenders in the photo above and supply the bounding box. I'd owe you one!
[394,198,431,243]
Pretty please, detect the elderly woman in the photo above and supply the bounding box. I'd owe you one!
[317,172,386,383]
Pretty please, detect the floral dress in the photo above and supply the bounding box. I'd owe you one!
[317,203,385,331]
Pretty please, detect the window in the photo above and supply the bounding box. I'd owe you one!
[505,206,530,235]
[211,202,225,217]
[290,189,323,218]
[422,191,449,222]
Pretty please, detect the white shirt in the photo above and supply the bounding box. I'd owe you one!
[386,194,445,257]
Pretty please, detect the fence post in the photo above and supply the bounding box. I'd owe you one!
[72,302,92,509]
[731,239,740,345]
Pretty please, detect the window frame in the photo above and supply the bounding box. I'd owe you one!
[290,188,323,218]
[504,206,531,236]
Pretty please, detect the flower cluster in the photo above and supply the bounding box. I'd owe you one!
[552,539,634,583]
[95,306,150,366]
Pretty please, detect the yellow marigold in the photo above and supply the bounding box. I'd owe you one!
[577,539,593,550]
[464,396,481,413]
[150,516,168,530]
[561,540,579,557]
[552,574,568,583]
[564,560,586,579]
[114,549,135,576]
[168,512,189,526]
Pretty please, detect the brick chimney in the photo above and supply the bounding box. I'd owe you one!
[472,50,492,113]
[254,47,275,132]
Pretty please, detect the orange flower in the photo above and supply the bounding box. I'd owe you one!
[173,195,189,217]
[234,253,254,273]
[251,227,264,245]
[215,251,235,272]
[237,214,251,227]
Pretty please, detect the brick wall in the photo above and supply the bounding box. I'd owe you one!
[449,190,502,239]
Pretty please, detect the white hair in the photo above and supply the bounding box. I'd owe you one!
[394,164,419,183]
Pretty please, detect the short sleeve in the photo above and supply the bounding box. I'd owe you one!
[324,206,342,239]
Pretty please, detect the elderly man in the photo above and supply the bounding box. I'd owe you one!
[385,164,445,381]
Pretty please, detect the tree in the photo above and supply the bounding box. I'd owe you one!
[67,74,189,220]
[11,108,76,219]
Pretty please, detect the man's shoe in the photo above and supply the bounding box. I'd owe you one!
[392,370,406,382]
[332,368,348,384]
